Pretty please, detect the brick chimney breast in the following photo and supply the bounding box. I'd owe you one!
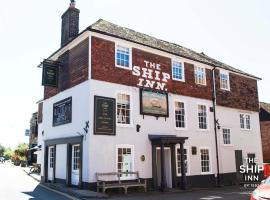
[61,1,80,47]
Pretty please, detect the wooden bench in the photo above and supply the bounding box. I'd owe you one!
[29,163,41,174]
[96,171,147,194]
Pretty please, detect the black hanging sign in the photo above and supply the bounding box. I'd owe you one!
[53,97,72,126]
[42,60,59,87]
[94,96,116,135]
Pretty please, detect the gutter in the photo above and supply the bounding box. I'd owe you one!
[211,66,221,187]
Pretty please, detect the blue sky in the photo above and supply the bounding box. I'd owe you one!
[0,0,269,148]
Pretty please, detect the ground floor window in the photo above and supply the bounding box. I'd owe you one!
[116,145,134,178]
[72,145,80,170]
[200,148,210,173]
[176,147,188,176]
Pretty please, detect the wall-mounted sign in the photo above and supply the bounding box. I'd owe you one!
[94,96,116,135]
[42,60,59,87]
[140,89,169,117]
[133,60,171,91]
[53,97,72,126]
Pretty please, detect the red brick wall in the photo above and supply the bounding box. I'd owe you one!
[44,38,89,99]
[91,36,259,111]
[260,121,270,162]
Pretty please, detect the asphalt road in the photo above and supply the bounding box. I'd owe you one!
[0,163,71,200]
[0,162,253,200]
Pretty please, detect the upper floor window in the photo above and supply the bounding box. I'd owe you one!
[175,101,186,128]
[198,104,208,129]
[117,93,131,125]
[222,128,231,145]
[172,61,185,81]
[115,45,131,69]
[195,66,206,85]
[220,70,230,90]
[240,114,251,130]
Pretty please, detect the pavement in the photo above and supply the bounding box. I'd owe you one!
[0,162,253,200]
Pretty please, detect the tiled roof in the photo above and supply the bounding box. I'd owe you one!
[260,102,270,113]
[88,19,260,79]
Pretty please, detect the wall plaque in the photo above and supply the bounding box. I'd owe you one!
[140,89,169,117]
[94,96,116,135]
[42,60,59,87]
[53,97,72,126]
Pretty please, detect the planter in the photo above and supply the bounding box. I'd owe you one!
[20,161,27,167]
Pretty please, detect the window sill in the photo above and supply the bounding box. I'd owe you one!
[172,78,185,82]
[197,129,210,132]
[222,144,234,147]
[115,64,132,70]
[175,127,187,131]
[220,88,230,92]
[116,123,133,128]
[200,172,212,175]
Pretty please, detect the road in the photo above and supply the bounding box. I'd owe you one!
[0,162,252,200]
[0,163,71,200]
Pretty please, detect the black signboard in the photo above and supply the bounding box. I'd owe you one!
[42,61,59,87]
[140,89,169,117]
[53,97,72,126]
[94,96,116,135]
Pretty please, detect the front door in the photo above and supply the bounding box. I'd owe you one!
[48,146,55,182]
[71,144,80,186]
[235,150,243,183]
[156,148,172,188]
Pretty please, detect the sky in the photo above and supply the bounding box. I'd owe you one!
[0,0,269,148]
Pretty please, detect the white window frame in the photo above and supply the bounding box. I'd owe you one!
[197,103,208,130]
[115,43,132,70]
[175,145,190,176]
[116,91,133,127]
[240,113,251,131]
[222,128,232,145]
[200,147,212,175]
[174,100,187,130]
[220,70,230,91]
[171,59,185,82]
[194,66,206,86]
[115,144,135,180]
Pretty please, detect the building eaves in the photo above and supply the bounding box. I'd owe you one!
[260,102,270,114]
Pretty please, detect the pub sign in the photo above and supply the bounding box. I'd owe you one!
[53,97,72,126]
[42,60,59,87]
[94,96,116,135]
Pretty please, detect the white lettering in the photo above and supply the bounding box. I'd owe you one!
[142,68,153,79]
[132,66,141,76]
[162,72,170,82]
[149,62,156,69]
[145,80,156,88]
[154,70,161,81]
[137,78,144,87]
[144,60,149,68]
[156,64,161,70]
[155,82,166,90]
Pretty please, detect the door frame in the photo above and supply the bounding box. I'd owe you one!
[71,144,80,186]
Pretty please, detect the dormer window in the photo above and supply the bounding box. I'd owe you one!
[220,70,230,90]
[115,44,132,70]
[194,66,206,85]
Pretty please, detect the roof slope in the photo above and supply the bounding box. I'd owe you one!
[260,102,270,113]
[88,19,260,79]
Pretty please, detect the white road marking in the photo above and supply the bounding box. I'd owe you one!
[200,196,223,200]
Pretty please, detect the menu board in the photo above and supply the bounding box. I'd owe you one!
[94,96,116,135]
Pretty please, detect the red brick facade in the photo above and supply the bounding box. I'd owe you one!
[260,121,270,162]
[91,36,259,112]
[44,38,89,99]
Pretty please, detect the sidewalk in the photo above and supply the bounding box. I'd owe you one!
[20,165,108,199]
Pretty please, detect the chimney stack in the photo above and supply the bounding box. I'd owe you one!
[61,0,80,47]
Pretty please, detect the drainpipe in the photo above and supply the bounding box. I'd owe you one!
[211,66,221,187]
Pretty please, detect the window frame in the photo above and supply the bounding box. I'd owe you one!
[194,66,207,86]
[197,103,209,131]
[240,113,251,131]
[199,147,212,175]
[115,144,135,180]
[174,99,187,130]
[116,91,133,127]
[115,43,132,70]
[222,128,232,145]
[175,145,190,176]
[171,59,185,82]
[220,70,230,91]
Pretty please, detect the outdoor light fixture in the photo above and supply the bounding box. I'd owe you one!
[136,124,141,132]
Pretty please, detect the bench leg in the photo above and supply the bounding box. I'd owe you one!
[102,187,106,193]
[124,186,127,195]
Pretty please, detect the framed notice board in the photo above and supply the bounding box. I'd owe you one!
[53,97,72,126]
[94,96,116,135]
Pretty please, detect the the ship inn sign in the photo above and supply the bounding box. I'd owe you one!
[132,60,171,92]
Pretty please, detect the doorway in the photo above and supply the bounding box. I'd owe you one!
[156,147,172,188]
[48,146,55,182]
[235,150,243,183]
[71,144,80,186]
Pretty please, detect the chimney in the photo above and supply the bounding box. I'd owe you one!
[61,0,80,47]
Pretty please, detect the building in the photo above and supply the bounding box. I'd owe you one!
[37,1,263,190]
[259,102,270,163]
[28,112,38,165]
